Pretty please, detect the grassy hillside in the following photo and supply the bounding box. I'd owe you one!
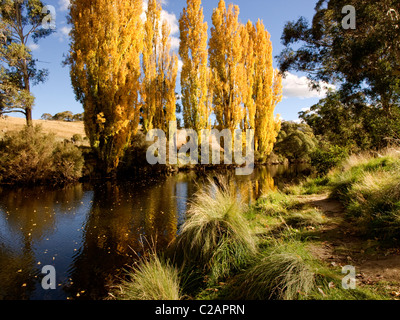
[0,116,87,142]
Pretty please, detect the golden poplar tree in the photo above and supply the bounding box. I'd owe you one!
[179,0,210,132]
[241,20,256,130]
[160,20,179,132]
[209,4,282,158]
[142,0,178,133]
[251,20,282,157]
[68,0,143,175]
[209,0,247,131]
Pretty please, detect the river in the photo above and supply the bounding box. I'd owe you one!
[0,165,310,300]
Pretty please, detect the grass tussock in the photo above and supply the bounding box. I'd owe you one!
[230,241,317,300]
[285,208,326,228]
[283,176,330,195]
[281,148,400,241]
[328,149,400,240]
[171,176,257,283]
[255,190,301,216]
[112,254,181,301]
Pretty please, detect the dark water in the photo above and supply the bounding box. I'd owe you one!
[0,165,309,300]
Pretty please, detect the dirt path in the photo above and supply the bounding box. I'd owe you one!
[299,194,400,291]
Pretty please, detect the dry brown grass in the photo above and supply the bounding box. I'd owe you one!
[0,116,86,142]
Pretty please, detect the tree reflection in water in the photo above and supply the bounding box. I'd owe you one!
[0,165,310,300]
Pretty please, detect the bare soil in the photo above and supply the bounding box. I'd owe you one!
[299,194,400,292]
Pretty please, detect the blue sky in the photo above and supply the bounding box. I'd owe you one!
[27,0,330,121]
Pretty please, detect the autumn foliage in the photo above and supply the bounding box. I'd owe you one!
[142,0,178,134]
[179,0,211,133]
[209,1,282,156]
[67,0,282,174]
[68,0,143,175]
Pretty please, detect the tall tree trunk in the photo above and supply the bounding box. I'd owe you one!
[25,107,33,127]
[22,62,32,127]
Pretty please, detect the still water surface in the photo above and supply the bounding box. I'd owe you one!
[0,165,309,300]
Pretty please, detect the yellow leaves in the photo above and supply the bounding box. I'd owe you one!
[96,112,106,124]
[179,0,209,132]
[208,1,282,156]
[68,0,282,173]
[69,0,143,173]
[210,0,249,131]
[141,0,178,134]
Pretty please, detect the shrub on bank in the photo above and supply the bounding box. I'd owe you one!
[310,144,348,175]
[0,125,84,184]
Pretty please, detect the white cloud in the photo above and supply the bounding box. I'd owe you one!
[142,0,180,51]
[27,43,40,51]
[60,26,72,37]
[282,72,336,99]
[56,25,71,42]
[160,10,179,35]
[58,0,70,12]
[177,59,183,73]
[170,37,180,51]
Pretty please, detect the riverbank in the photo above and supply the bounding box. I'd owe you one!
[110,148,400,300]
[0,118,301,186]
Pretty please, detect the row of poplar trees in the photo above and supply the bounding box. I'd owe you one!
[67,0,282,175]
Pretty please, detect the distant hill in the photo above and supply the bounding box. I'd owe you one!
[0,116,224,152]
[0,116,87,142]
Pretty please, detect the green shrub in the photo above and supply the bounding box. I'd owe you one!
[0,125,84,184]
[311,145,348,175]
[52,142,85,183]
[113,254,181,300]
[71,134,83,144]
[273,121,317,163]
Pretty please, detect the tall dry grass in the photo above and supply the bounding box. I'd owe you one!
[329,148,400,240]
[170,176,257,283]
[230,241,317,300]
[112,254,181,300]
